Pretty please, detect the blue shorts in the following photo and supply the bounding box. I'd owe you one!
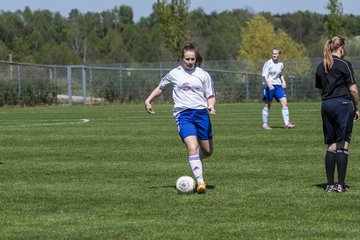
[321,98,354,144]
[263,85,286,102]
[176,109,213,141]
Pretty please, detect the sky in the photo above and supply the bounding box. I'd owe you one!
[1,0,359,22]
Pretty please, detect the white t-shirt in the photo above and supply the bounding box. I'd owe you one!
[262,59,284,85]
[159,66,215,117]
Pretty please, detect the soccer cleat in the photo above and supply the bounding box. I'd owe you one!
[335,184,347,193]
[284,123,296,129]
[262,124,272,130]
[325,184,336,192]
[196,182,206,194]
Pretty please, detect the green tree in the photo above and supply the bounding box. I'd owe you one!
[155,0,190,60]
[238,14,309,75]
[325,0,344,38]
[0,40,10,60]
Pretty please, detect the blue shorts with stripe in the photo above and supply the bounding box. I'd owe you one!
[176,109,212,141]
[263,85,286,102]
[321,98,354,144]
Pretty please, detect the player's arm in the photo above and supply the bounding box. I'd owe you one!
[207,95,216,116]
[349,84,360,121]
[264,76,274,90]
[145,86,163,114]
[281,74,286,89]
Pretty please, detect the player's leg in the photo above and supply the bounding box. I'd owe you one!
[193,109,214,193]
[334,101,354,192]
[199,139,213,159]
[183,136,205,185]
[177,110,205,190]
[324,143,337,192]
[335,141,349,192]
[277,87,295,128]
[322,99,337,192]
[262,87,273,129]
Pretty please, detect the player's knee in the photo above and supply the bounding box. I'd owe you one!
[188,146,199,156]
[201,148,213,157]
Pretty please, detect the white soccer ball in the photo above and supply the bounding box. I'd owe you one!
[176,176,195,194]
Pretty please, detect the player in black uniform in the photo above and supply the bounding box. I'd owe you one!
[316,36,360,192]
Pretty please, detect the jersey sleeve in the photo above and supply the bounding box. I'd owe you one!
[344,61,356,86]
[262,60,270,77]
[203,71,215,98]
[159,73,173,90]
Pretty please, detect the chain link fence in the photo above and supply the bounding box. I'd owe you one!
[0,58,360,106]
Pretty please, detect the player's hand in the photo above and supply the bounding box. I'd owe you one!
[268,84,274,90]
[208,107,216,116]
[282,82,286,89]
[354,110,360,121]
[145,101,155,114]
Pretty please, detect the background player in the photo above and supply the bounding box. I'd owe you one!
[261,48,295,129]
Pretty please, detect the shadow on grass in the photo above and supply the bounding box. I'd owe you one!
[149,184,216,190]
[313,183,350,190]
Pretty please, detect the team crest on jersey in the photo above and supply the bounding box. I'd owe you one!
[181,82,192,91]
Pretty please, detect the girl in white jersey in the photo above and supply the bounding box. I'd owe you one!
[145,44,216,194]
[262,48,295,129]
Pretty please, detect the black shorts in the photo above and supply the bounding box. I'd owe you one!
[321,98,354,144]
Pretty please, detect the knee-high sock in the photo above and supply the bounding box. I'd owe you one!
[282,107,289,125]
[262,107,269,126]
[188,154,204,183]
[325,151,336,185]
[336,149,348,186]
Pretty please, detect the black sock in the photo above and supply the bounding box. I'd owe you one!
[325,151,336,185]
[336,149,348,186]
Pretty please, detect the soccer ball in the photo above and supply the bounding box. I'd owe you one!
[176,176,195,194]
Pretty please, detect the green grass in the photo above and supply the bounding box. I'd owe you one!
[1,102,360,239]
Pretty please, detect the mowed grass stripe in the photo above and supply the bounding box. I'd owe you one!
[1,102,360,240]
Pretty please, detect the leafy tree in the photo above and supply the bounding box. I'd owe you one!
[118,5,134,25]
[0,11,24,50]
[155,0,190,60]
[238,14,309,75]
[78,12,102,63]
[102,28,132,63]
[35,42,80,64]
[67,9,81,56]
[349,35,360,56]
[205,11,242,60]
[0,40,10,60]
[325,0,344,38]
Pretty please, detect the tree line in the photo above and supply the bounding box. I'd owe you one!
[0,1,360,65]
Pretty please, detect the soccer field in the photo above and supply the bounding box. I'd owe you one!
[1,102,360,239]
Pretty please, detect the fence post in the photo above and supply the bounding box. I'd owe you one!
[119,64,123,101]
[17,65,21,101]
[82,65,87,104]
[67,65,72,105]
[89,66,93,102]
[244,62,249,100]
[290,60,294,100]
[160,62,163,102]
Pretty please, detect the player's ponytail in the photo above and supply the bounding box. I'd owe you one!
[323,36,348,73]
[323,40,333,73]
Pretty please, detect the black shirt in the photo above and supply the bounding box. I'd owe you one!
[315,55,356,100]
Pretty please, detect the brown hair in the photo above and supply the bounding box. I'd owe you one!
[323,36,348,73]
[273,48,282,54]
[181,43,203,67]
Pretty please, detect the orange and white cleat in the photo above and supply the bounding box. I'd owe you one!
[196,182,206,194]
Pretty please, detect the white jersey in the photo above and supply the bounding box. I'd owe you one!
[262,59,284,85]
[159,66,215,117]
